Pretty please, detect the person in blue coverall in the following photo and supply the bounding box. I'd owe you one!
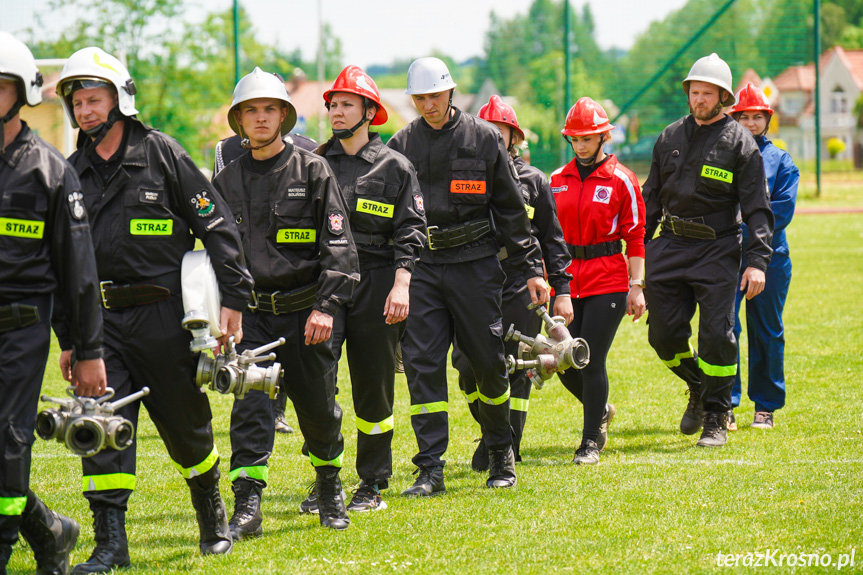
[728,83,799,430]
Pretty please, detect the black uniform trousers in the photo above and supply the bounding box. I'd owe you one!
[0,295,52,544]
[83,295,219,509]
[402,255,511,469]
[645,233,742,413]
[230,306,344,486]
[331,263,401,487]
[452,267,538,460]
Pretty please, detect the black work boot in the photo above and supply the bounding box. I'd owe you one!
[471,438,489,472]
[228,479,263,541]
[189,485,233,555]
[71,506,130,574]
[680,383,704,435]
[19,492,79,575]
[273,388,294,434]
[697,411,728,448]
[487,446,517,488]
[1,542,12,575]
[314,467,349,530]
[401,466,445,497]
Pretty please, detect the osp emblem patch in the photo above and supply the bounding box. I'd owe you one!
[413,194,425,215]
[328,211,345,234]
[191,191,215,217]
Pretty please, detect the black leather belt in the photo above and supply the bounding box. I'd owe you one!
[100,273,181,310]
[249,283,317,315]
[0,303,40,333]
[353,231,394,247]
[567,240,622,260]
[661,207,739,240]
[427,218,492,251]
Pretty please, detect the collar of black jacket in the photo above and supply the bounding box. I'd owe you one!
[326,132,383,164]
[0,121,33,168]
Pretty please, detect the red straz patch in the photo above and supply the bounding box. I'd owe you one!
[450,180,486,194]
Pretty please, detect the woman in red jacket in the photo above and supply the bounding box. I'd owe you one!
[550,97,646,464]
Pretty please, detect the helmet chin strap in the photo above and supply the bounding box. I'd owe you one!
[332,99,370,140]
[241,130,281,150]
[0,98,25,155]
[82,106,124,150]
[574,134,606,166]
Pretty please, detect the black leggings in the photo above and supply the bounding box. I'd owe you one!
[557,292,627,442]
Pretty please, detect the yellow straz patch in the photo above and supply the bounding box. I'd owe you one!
[701,165,733,184]
[277,229,316,243]
[525,204,535,220]
[130,219,173,235]
[356,198,394,218]
[0,218,44,239]
[450,180,486,194]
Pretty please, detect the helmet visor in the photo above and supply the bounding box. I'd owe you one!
[61,78,111,97]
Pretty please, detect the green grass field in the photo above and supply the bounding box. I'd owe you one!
[10,207,863,574]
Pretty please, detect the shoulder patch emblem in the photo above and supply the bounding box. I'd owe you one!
[328,211,345,235]
[68,191,86,220]
[191,190,215,217]
[592,185,612,204]
[413,194,425,215]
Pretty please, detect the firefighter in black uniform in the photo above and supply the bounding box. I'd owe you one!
[213,67,359,533]
[55,47,253,572]
[213,118,317,437]
[0,33,106,575]
[642,53,773,448]
[452,95,572,469]
[388,58,548,494]
[315,65,425,512]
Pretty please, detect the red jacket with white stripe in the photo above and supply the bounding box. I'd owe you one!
[550,154,645,298]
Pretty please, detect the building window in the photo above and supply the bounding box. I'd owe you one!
[831,86,848,114]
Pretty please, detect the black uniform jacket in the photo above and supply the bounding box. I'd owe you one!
[213,133,318,176]
[323,134,426,272]
[213,142,360,317]
[510,155,571,295]
[387,107,543,276]
[0,123,103,359]
[66,118,253,311]
[642,114,774,271]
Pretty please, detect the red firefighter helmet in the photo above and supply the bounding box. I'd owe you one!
[478,95,525,141]
[561,97,615,137]
[323,65,388,125]
[730,82,774,118]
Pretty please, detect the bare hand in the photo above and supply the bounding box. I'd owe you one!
[72,358,107,397]
[527,276,550,305]
[59,349,74,382]
[304,310,333,345]
[627,286,647,321]
[740,267,766,300]
[552,295,574,325]
[217,307,243,352]
[384,268,411,324]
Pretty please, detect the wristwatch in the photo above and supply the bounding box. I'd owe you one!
[629,278,645,288]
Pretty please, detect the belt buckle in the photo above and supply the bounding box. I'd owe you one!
[427,226,439,251]
[99,281,113,309]
[269,291,283,316]
[248,291,259,312]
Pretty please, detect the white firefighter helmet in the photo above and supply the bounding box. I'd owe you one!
[228,67,297,136]
[56,47,138,128]
[181,250,223,352]
[404,57,457,95]
[682,53,735,107]
[0,31,43,107]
